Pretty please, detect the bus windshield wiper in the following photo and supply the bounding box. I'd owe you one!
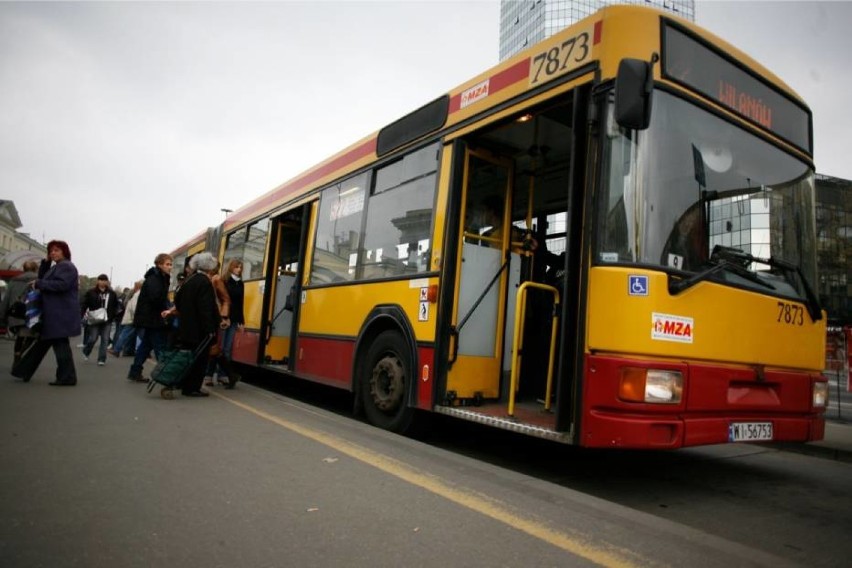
[669,253,774,296]
[712,246,822,321]
[669,246,823,322]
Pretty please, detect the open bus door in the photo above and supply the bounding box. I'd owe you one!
[261,204,312,371]
[438,97,584,439]
[445,149,520,403]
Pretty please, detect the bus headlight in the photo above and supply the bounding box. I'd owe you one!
[813,381,829,408]
[619,368,683,404]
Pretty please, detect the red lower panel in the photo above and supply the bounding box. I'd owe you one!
[580,354,825,449]
[296,336,354,388]
[582,411,824,449]
[416,346,435,411]
[684,415,824,446]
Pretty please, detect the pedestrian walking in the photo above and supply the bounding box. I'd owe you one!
[81,274,119,366]
[11,240,81,385]
[127,253,173,382]
[110,287,130,347]
[110,280,142,357]
[0,260,39,368]
[173,252,220,397]
[208,258,243,389]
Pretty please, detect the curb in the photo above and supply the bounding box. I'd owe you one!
[766,442,852,463]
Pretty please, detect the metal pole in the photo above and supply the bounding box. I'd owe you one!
[838,330,847,420]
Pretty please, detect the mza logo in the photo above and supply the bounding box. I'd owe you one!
[460,79,490,109]
[651,312,694,344]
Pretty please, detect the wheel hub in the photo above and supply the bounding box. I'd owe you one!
[370,355,404,412]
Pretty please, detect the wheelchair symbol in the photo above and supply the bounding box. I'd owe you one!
[629,275,648,296]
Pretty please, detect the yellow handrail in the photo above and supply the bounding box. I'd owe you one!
[508,281,560,417]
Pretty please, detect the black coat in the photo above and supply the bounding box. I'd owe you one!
[81,287,119,322]
[35,259,81,340]
[133,266,171,329]
[225,276,245,325]
[174,272,218,347]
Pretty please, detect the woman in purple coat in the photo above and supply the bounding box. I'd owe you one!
[11,240,81,385]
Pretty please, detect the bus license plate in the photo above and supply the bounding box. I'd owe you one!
[729,422,773,442]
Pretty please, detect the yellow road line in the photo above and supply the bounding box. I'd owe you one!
[214,392,642,568]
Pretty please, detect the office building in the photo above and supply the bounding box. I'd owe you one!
[815,174,852,325]
[499,0,695,60]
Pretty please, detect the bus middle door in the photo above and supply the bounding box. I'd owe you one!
[446,149,520,403]
[263,207,308,370]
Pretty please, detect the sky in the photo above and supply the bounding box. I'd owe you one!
[1,1,850,289]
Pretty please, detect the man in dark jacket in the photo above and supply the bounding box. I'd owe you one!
[127,253,173,382]
[81,274,119,366]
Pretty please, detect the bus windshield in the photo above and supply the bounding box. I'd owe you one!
[597,89,818,299]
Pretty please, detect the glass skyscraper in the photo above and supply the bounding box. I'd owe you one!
[499,0,695,60]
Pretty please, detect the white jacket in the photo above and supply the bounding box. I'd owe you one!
[121,292,139,326]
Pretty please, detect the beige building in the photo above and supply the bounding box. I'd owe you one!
[0,200,46,271]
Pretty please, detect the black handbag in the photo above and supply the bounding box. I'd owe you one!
[11,336,40,380]
[8,299,26,319]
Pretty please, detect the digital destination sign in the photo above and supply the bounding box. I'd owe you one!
[662,23,811,153]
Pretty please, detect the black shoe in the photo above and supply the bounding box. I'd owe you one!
[49,381,76,386]
[12,370,32,382]
[182,390,209,397]
[226,373,240,390]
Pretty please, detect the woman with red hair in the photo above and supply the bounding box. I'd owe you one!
[11,240,81,385]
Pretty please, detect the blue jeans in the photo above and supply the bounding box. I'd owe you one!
[129,327,167,378]
[114,325,138,355]
[83,322,110,363]
[209,322,239,378]
[222,322,238,360]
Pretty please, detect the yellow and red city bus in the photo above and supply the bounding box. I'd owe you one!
[172,5,828,448]
[169,228,211,293]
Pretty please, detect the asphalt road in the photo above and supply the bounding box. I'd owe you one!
[1,340,849,568]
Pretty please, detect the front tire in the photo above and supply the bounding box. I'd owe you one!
[361,330,415,433]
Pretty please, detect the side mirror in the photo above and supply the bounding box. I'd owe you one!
[615,58,654,130]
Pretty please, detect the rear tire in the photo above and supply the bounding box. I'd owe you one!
[361,330,415,433]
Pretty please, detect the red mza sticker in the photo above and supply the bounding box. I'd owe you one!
[652,312,694,344]
[460,79,490,109]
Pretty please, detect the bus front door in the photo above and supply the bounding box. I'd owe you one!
[446,150,520,402]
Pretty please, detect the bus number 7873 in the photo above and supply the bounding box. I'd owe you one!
[530,31,591,86]
[777,301,804,326]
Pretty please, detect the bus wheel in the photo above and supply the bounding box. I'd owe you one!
[361,330,415,433]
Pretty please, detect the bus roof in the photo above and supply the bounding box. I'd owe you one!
[170,228,208,257]
[220,5,808,230]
